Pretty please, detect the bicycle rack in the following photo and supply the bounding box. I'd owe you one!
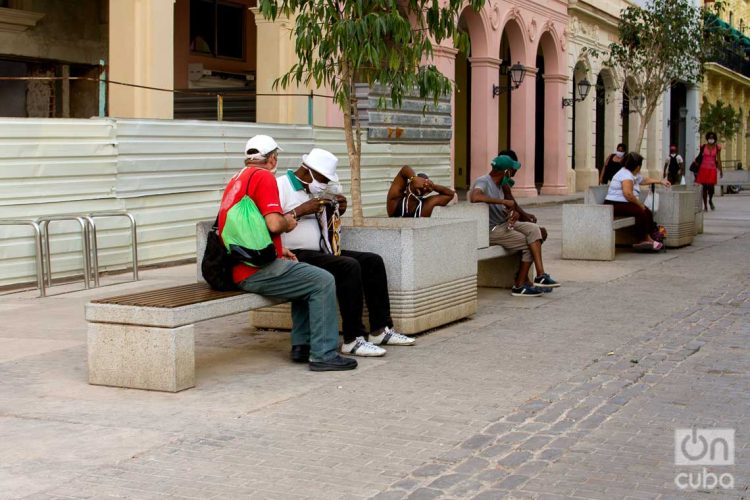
[0,219,46,297]
[38,215,92,291]
[83,211,139,287]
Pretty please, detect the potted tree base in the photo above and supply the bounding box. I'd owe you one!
[250,218,478,334]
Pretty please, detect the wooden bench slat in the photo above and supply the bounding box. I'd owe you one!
[91,283,244,308]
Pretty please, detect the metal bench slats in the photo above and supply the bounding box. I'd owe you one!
[91,283,244,309]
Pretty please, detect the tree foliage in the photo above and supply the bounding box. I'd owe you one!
[699,97,743,142]
[259,0,483,224]
[607,0,722,153]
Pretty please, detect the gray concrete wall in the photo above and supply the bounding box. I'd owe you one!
[0,0,107,65]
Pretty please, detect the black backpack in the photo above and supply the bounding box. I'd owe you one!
[667,155,681,175]
[201,217,238,291]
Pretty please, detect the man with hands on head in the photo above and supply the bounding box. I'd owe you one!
[386,165,456,217]
[277,148,416,361]
[222,135,357,371]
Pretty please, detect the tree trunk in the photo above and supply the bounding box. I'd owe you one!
[634,116,647,156]
[340,62,364,226]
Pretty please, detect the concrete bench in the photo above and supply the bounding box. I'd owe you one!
[86,283,284,392]
[561,186,640,261]
[718,168,750,189]
[432,202,520,288]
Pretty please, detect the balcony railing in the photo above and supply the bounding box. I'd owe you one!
[706,47,750,78]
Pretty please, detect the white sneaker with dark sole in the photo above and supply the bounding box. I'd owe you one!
[370,326,415,346]
[340,337,386,357]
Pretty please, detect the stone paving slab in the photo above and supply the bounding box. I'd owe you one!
[0,194,748,499]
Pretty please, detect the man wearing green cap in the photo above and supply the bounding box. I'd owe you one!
[469,154,561,297]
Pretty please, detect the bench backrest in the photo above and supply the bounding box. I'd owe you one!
[585,186,609,204]
[431,202,489,248]
[585,184,648,205]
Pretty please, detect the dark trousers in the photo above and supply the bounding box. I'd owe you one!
[605,200,654,240]
[293,249,392,342]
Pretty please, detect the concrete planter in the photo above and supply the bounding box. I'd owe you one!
[672,185,703,235]
[653,188,695,247]
[250,218,478,334]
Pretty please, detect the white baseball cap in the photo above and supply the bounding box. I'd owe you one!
[302,148,339,182]
[244,135,283,157]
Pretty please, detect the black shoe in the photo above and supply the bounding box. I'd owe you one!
[309,354,358,371]
[709,200,715,210]
[291,345,310,363]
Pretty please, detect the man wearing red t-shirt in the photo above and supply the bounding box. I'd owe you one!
[219,135,356,372]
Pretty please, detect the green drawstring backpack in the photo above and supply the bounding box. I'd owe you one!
[221,169,277,268]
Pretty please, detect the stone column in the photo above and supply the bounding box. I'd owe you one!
[510,66,537,197]
[685,83,700,185]
[574,80,597,191]
[541,73,570,195]
[662,86,671,159]
[251,8,307,125]
[433,45,459,188]
[468,56,501,185]
[109,0,175,119]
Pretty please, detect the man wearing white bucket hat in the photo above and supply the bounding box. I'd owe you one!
[219,135,357,371]
[276,147,416,362]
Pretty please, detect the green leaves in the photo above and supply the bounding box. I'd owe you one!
[259,0,483,111]
[699,97,743,142]
[607,0,720,150]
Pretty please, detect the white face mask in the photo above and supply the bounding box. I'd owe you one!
[615,151,625,158]
[708,139,716,145]
[298,167,328,195]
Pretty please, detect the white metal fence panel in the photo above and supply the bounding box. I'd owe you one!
[0,118,450,289]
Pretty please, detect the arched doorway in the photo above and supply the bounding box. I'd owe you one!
[454,8,490,189]
[595,69,618,176]
[498,35,512,152]
[454,19,471,189]
[536,30,567,195]
[595,74,606,173]
[669,82,688,159]
[534,52,545,192]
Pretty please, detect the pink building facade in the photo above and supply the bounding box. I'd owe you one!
[437,0,570,197]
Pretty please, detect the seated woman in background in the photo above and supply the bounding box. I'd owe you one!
[604,152,671,251]
[387,165,456,217]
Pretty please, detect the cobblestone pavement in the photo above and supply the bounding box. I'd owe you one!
[1,195,749,499]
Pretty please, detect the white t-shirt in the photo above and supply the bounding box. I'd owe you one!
[276,173,323,251]
[605,168,643,202]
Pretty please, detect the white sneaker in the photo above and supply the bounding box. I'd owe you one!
[340,337,386,357]
[370,326,416,346]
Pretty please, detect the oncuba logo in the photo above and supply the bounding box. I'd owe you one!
[674,428,734,491]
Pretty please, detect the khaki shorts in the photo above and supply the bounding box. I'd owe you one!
[488,221,543,262]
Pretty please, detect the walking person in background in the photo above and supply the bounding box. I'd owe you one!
[695,131,723,211]
[600,143,627,185]
[663,144,684,185]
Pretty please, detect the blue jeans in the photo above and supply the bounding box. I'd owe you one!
[238,259,338,362]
